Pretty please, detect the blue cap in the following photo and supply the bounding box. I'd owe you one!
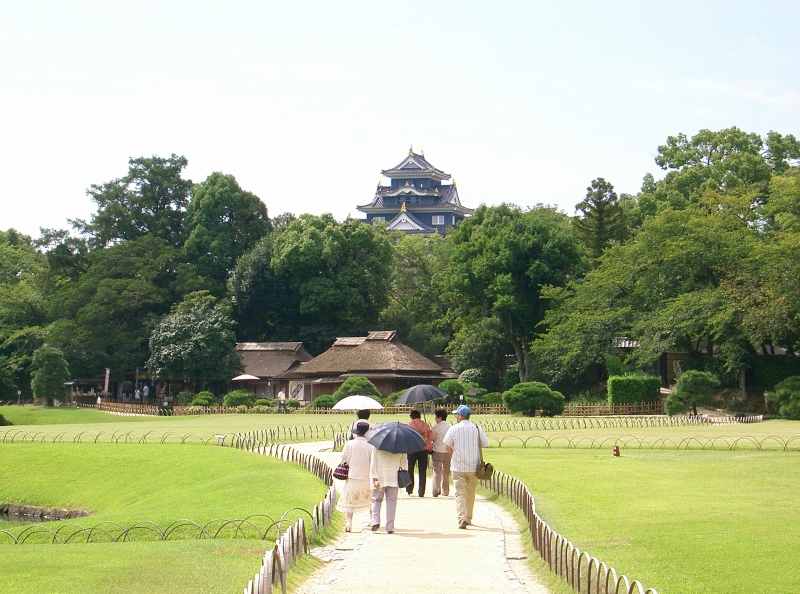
[453,404,471,416]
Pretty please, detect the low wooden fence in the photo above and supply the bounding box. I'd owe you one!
[563,401,664,416]
[484,470,658,594]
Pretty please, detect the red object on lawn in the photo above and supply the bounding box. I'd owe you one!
[613,445,620,457]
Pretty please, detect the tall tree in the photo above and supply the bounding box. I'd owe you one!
[30,346,71,406]
[146,292,242,390]
[229,215,393,353]
[442,204,584,382]
[73,154,192,249]
[574,177,629,260]
[184,172,271,295]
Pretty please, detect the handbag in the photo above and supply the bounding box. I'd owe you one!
[397,468,412,488]
[333,462,349,480]
[475,429,494,480]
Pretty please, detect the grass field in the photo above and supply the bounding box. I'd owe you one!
[485,431,800,594]
[0,419,331,594]
[4,407,800,593]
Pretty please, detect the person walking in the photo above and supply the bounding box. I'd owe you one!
[431,408,453,497]
[406,410,433,497]
[348,409,372,440]
[370,447,408,534]
[442,405,489,529]
[335,422,374,532]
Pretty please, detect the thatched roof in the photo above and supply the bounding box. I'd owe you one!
[236,342,313,378]
[297,331,442,376]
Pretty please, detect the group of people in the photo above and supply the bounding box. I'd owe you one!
[336,404,489,532]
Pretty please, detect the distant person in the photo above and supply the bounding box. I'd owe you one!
[336,422,374,531]
[431,409,453,497]
[406,410,433,497]
[96,395,102,407]
[277,389,287,413]
[142,384,149,400]
[134,388,141,401]
[443,405,489,529]
[348,409,372,440]
[370,447,408,534]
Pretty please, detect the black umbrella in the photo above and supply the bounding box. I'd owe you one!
[394,384,447,405]
[365,422,426,454]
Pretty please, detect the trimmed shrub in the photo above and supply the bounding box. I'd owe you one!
[331,377,380,402]
[175,391,195,405]
[254,398,276,407]
[286,398,301,409]
[764,376,800,419]
[223,389,255,407]
[310,394,335,409]
[503,382,565,417]
[382,396,397,407]
[665,370,720,415]
[482,392,504,405]
[189,391,217,407]
[607,374,661,404]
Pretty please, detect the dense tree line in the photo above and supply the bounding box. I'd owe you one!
[2,126,799,400]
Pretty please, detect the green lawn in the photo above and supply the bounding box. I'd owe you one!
[0,437,330,593]
[487,438,800,594]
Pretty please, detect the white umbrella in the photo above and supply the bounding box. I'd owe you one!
[232,374,261,381]
[331,394,384,410]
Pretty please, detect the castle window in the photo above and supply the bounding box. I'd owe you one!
[432,215,445,226]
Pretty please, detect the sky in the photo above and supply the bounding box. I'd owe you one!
[2,1,799,238]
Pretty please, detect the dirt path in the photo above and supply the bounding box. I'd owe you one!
[291,442,549,594]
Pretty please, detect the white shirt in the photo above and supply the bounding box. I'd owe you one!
[340,437,373,481]
[370,449,408,487]
[431,420,452,453]
[442,419,489,473]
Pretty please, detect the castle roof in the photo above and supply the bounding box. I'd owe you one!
[381,148,451,181]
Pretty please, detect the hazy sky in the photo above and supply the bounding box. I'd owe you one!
[2,1,799,238]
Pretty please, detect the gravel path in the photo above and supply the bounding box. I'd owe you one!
[291,442,550,594]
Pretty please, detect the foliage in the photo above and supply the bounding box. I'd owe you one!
[607,374,661,405]
[446,316,509,385]
[482,392,504,405]
[379,232,451,358]
[73,154,193,249]
[46,235,205,378]
[442,204,584,383]
[229,215,393,353]
[189,391,217,407]
[665,370,720,415]
[502,381,565,417]
[309,394,335,409]
[175,391,194,405]
[253,398,275,407]
[604,354,637,378]
[0,412,9,426]
[184,172,271,295]
[330,376,381,402]
[458,368,500,391]
[29,347,71,406]
[223,389,254,407]
[438,380,464,398]
[502,364,519,391]
[286,398,301,409]
[764,376,800,419]
[574,177,629,260]
[146,294,242,389]
[743,354,800,387]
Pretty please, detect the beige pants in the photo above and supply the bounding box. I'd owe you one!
[452,471,478,523]
[432,451,452,496]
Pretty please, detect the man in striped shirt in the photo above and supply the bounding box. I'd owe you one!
[442,405,489,529]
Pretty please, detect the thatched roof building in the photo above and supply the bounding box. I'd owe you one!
[236,342,313,399]
[277,331,457,399]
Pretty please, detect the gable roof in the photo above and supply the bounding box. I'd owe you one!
[296,331,442,376]
[386,211,433,233]
[381,149,451,181]
[236,342,314,378]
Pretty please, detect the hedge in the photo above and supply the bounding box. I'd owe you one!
[607,374,661,404]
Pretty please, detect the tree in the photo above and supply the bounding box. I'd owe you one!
[229,215,393,353]
[146,293,242,391]
[30,347,70,406]
[765,376,800,419]
[574,177,629,260]
[442,204,584,382]
[46,235,208,377]
[379,232,451,358]
[665,370,720,416]
[331,376,381,402]
[184,172,271,295]
[73,154,192,249]
[502,381,565,417]
[445,316,509,388]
